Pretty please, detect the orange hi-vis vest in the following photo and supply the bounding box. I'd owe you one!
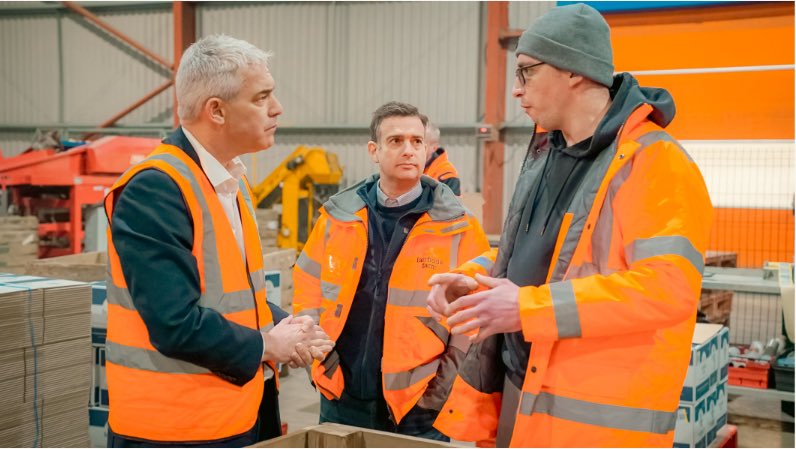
[104,144,275,442]
[435,104,713,447]
[293,175,489,424]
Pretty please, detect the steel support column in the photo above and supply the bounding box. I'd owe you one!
[173,1,196,126]
[482,1,508,234]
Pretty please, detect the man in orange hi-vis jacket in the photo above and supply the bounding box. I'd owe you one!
[427,3,713,447]
[293,101,490,442]
[423,121,462,196]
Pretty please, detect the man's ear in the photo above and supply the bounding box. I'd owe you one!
[204,98,225,125]
[367,141,379,164]
[568,72,585,87]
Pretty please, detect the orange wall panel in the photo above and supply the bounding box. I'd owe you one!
[633,70,794,140]
[607,4,794,139]
[709,207,794,268]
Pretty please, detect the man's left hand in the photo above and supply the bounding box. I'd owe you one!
[446,273,522,343]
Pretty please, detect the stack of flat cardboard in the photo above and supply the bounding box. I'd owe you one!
[0,274,92,447]
[0,216,39,274]
[263,248,297,311]
[256,208,280,254]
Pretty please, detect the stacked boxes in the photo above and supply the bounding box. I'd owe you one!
[0,274,92,447]
[0,216,39,274]
[674,323,729,448]
[263,249,297,311]
[256,208,281,254]
[88,281,109,447]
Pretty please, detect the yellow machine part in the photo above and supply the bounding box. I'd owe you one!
[251,146,343,252]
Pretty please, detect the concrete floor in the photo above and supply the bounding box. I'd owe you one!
[278,367,321,433]
[728,394,794,448]
[277,368,795,448]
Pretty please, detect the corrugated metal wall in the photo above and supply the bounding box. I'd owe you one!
[0,1,552,202]
[60,7,173,125]
[0,2,173,157]
[199,1,483,192]
[0,13,60,126]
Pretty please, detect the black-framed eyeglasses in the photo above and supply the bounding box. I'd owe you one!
[515,62,545,85]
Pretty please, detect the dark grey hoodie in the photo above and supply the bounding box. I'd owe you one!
[501,73,676,386]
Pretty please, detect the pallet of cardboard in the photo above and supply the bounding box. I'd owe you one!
[0,274,91,447]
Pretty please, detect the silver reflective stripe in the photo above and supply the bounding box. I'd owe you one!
[518,391,677,434]
[106,282,135,310]
[297,307,324,323]
[496,375,522,448]
[147,154,225,303]
[472,256,494,273]
[591,162,627,272]
[449,333,470,353]
[296,252,321,279]
[218,290,257,314]
[109,281,257,316]
[260,322,274,332]
[626,235,705,275]
[384,358,440,391]
[238,178,256,217]
[251,268,267,291]
[635,131,694,163]
[322,350,340,378]
[106,341,210,375]
[321,281,341,301]
[441,220,468,234]
[416,316,449,344]
[387,288,428,307]
[551,281,582,339]
[449,233,462,270]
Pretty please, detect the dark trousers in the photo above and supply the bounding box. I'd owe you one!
[107,425,257,448]
[319,392,449,442]
[107,376,281,447]
[257,375,283,441]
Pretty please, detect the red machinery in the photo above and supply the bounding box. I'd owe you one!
[0,136,160,257]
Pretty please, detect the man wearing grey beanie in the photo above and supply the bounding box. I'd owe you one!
[428,3,713,447]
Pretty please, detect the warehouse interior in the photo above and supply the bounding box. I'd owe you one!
[0,1,794,448]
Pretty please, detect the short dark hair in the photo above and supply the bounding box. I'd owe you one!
[369,101,427,142]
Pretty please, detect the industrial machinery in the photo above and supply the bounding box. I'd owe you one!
[252,146,343,251]
[0,135,160,257]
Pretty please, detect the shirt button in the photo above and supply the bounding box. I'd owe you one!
[531,366,537,373]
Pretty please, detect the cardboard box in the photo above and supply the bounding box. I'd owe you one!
[25,252,107,282]
[265,270,282,308]
[250,423,458,448]
[673,398,709,448]
[717,327,729,381]
[680,324,723,403]
[263,249,297,271]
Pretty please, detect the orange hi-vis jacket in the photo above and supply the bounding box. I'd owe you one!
[293,175,489,424]
[424,148,461,195]
[104,143,275,442]
[434,104,713,447]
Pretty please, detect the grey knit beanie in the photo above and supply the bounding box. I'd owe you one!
[516,3,614,87]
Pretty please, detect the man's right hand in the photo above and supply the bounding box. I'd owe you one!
[261,315,333,365]
[426,273,478,322]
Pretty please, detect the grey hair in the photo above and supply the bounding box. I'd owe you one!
[175,34,272,122]
[425,120,440,146]
[369,101,427,142]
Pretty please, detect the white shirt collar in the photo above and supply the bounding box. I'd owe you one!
[183,127,246,195]
[376,180,422,207]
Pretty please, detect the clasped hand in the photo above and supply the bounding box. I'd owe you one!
[426,273,522,343]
